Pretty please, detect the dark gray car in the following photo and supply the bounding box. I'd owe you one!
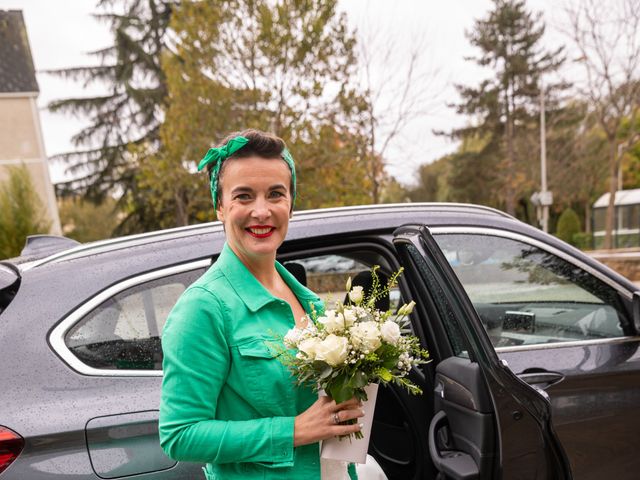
[2,203,639,479]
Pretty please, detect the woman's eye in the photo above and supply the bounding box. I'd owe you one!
[234,193,251,200]
[269,191,285,198]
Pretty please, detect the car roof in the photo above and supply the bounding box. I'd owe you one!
[20,203,513,270]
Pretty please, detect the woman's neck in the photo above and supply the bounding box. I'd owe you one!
[231,246,280,289]
[245,261,280,290]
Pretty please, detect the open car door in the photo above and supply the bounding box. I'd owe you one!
[393,225,572,479]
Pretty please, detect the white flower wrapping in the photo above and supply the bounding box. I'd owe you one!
[277,266,429,423]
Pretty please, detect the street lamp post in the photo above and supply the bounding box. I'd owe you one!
[534,81,553,233]
[540,82,548,232]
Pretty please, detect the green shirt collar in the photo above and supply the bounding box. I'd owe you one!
[216,243,322,314]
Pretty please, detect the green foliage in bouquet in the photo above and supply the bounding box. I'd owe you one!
[277,266,430,406]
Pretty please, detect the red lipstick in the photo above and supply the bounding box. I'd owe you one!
[245,225,275,238]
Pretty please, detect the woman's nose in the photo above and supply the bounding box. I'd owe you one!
[251,197,271,220]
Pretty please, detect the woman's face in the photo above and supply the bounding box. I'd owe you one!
[216,156,293,264]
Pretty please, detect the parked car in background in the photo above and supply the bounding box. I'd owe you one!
[2,203,640,479]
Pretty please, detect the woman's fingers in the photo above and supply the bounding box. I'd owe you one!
[328,401,365,436]
[294,396,368,446]
[331,397,362,411]
[332,406,365,424]
[331,417,364,436]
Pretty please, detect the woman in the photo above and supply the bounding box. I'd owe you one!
[159,129,363,479]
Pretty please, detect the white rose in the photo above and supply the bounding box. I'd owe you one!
[380,320,401,345]
[342,308,357,327]
[318,310,346,333]
[348,286,364,304]
[315,334,349,367]
[399,300,416,316]
[351,321,381,352]
[298,337,321,360]
[284,328,304,348]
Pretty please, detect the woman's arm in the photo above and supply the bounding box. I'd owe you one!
[159,287,295,466]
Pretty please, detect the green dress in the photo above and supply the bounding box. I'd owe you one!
[160,243,357,479]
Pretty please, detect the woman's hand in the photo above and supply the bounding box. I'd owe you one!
[293,396,365,447]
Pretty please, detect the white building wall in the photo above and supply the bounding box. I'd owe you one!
[0,92,62,235]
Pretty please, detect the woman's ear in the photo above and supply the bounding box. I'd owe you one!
[216,207,225,222]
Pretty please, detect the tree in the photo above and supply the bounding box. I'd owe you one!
[446,135,500,206]
[452,0,565,216]
[408,156,451,203]
[0,166,51,259]
[564,0,640,248]
[133,0,371,227]
[547,102,609,233]
[58,196,120,242]
[380,178,411,204]
[47,0,173,204]
[556,207,581,245]
[354,23,441,203]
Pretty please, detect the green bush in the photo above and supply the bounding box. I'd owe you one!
[572,232,594,250]
[556,208,581,246]
[0,166,51,259]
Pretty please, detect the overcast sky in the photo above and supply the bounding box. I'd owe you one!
[1,0,561,185]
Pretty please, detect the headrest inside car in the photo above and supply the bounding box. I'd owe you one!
[284,262,307,287]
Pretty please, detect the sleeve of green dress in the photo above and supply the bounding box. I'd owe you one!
[159,287,296,467]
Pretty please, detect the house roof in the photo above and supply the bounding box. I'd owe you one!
[0,10,39,94]
[593,189,640,208]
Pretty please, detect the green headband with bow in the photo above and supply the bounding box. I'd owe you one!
[197,135,297,210]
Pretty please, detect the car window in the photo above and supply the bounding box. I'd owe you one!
[397,242,467,357]
[434,233,627,348]
[65,269,204,370]
[283,252,402,313]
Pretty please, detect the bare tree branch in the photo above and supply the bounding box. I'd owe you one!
[562,0,640,248]
[354,18,444,203]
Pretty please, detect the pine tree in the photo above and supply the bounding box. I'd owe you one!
[452,0,565,215]
[47,0,173,203]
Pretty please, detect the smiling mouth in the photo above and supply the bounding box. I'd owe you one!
[246,226,275,238]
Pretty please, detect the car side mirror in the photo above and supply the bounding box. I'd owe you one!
[632,291,640,333]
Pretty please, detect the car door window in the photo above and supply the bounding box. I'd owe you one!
[283,253,401,312]
[65,269,204,370]
[400,241,467,356]
[434,233,628,348]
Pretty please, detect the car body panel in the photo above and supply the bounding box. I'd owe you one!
[499,338,640,479]
[86,410,175,478]
[2,203,637,478]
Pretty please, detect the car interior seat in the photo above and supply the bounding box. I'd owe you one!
[284,262,307,287]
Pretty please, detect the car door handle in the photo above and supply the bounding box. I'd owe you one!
[518,370,564,389]
[428,411,479,480]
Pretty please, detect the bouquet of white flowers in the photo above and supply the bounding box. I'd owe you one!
[279,266,429,445]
